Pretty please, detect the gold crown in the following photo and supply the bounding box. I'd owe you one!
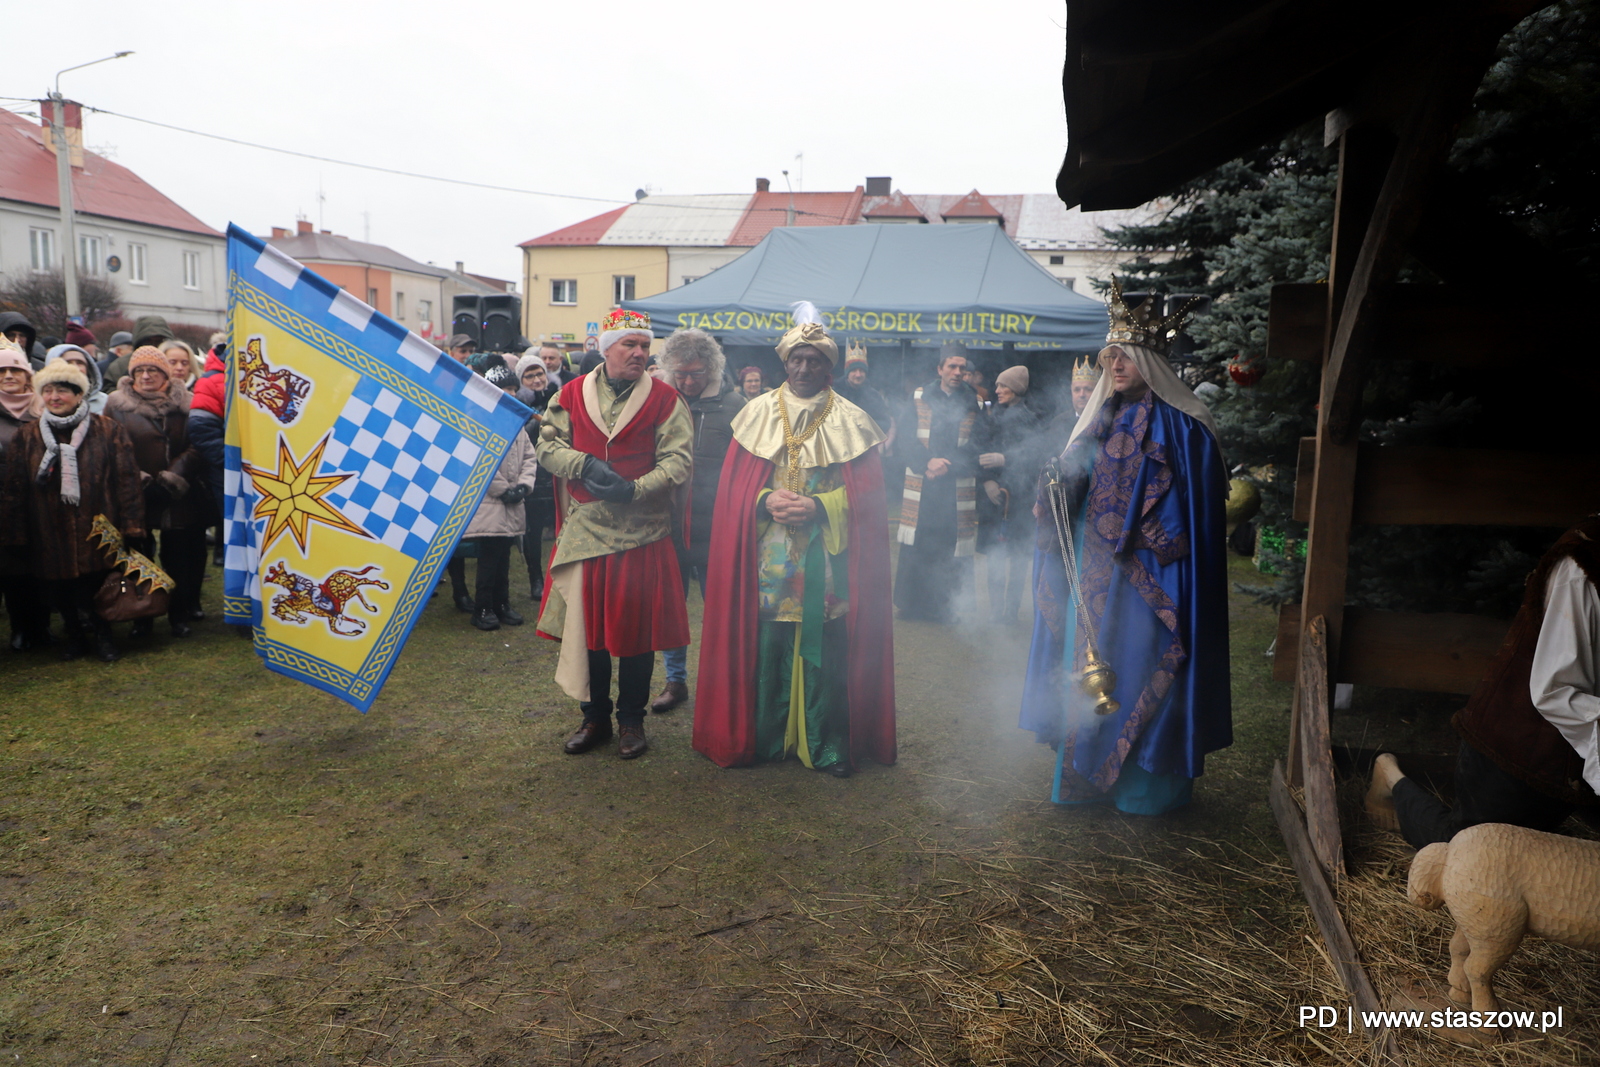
[845,340,868,366]
[1105,276,1201,356]
[1071,354,1099,384]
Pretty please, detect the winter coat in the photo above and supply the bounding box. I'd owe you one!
[680,383,746,566]
[462,431,538,539]
[1,414,146,580]
[0,406,37,577]
[989,399,1045,499]
[103,377,208,530]
[191,350,226,418]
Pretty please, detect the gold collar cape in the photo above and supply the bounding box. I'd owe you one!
[730,384,885,469]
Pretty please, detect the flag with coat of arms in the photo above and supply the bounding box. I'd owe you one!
[222,224,529,711]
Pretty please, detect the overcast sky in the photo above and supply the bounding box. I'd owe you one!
[4,1,1069,283]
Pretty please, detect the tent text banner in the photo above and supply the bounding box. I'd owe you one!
[628,224,1108,351]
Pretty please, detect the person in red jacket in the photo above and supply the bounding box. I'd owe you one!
[189,337,227,566]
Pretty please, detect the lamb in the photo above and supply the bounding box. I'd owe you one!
[1408,822,1600,1020]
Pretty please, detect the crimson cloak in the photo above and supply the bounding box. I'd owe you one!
[692,442,897,769]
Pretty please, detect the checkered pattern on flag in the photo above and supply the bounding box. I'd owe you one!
[223,225,529,711]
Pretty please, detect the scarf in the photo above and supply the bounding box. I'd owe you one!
[897,386,978,556]
[37,402,91,505]
[0,387,32,420]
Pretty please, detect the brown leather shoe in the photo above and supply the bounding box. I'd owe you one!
[649,680,689,714]
[617,723,648,759]
[563,720,613,755]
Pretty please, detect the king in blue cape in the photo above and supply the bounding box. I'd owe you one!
[1020,283,1232,815]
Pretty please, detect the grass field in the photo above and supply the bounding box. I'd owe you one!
[1,553,1590,1065]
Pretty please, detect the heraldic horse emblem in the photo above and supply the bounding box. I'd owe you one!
[264,561,389,636]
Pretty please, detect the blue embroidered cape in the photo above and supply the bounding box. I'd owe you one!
[1019,391,1231,805]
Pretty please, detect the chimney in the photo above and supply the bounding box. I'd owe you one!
[296,220,313,235]
[865,176,891,197]
[40,100,86,169]
[756,177,770,193]
[455,261,464,274]
[271,227,290,239]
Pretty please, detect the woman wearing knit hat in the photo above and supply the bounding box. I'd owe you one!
[0,344,52,650]
[514,353,559,600]
[0,359,145,661]
[977,365,1043,624]
[104,348,208,638]
[46,344,108,414]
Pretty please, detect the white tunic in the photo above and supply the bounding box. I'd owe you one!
[1531,557,1600,793]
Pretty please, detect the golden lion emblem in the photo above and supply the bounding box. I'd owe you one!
[263,561,389,636]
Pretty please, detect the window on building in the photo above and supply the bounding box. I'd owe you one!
[182,250,200,290]
[551,279,577,305]
[395,292,405,319]
[1061,277,1078,290]
[1048,255,1065,265]
[418,299,432,324]
[366,288,379,307]
[612,275,636,305]
[78,235,103,276]
[127,242,147,284]
[29,228,55,271]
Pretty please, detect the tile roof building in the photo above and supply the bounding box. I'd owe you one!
[0,105,226,328]
[264,221,503,342]
[517,177,1162,347]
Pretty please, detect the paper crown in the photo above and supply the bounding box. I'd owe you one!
[1072,354,1100,384]
[602,308,651,333]
[1105,276,1202,356]
[845,340,868,367]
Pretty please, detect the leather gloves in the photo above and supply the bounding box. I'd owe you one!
[580,456,635,504]
[499,484,532,506]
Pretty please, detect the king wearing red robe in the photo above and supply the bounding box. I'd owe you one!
[693,307,896,776]
[534,309,693,759]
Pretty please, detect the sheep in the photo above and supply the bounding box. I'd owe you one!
[1408,822,1600,1022]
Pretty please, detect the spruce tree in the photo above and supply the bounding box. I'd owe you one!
[1099,1,1600,614]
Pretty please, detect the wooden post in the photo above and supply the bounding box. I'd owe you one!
[1287,126,1388,785]
[1298,616,1344,880]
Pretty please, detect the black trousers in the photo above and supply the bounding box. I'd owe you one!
[582,650,653,727]
[523,497,553,588]
[473,537,511,609]
[46,571,111,637]
[447,556,469,600]
[155,528,209,621]
[986,534,1031,622]
[1393,740,1575,850]
[1,568,51,640]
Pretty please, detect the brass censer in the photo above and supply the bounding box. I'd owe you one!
[1044,459,1120,717]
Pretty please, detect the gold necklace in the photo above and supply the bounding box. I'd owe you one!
[776,385,835,494]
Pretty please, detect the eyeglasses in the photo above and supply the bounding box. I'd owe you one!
[671,369,709,381]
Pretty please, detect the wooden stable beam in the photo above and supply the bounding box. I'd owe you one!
[1269,282,1516,366]
[1275,604,1508,693]
[1269,761,1401,1061]
[1298,616,1345,880]
[1292,440,1600,526]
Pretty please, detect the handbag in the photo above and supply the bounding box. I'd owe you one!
[87,514,177,621]
[94,570,171,622]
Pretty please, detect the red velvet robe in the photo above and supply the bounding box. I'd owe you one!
[692,442,897,769]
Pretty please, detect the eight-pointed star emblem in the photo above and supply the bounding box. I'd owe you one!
[243,434,370,554]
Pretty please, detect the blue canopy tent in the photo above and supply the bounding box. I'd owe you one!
[624,224,1108,353]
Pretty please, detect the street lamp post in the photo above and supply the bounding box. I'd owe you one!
[47,51,132,325]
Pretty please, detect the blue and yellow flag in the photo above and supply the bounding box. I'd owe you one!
[223,225,528,711]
